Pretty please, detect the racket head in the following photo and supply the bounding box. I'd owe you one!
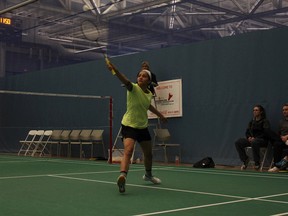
[81,20,115,75]
[81,20,100,41]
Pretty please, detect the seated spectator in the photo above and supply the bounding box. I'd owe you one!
[235,105,271,170]
[268,103,288,172]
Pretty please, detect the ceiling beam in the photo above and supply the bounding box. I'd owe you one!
[176,6,288,33]
[185,0,286,28]
[100,0,178,19]
[0,0,38,15]
[58,0,72,10]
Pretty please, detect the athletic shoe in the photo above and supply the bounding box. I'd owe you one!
[268,166,279,172]
[143,174,161,184]
[240,158,249,170]
[275,158,288,168]
[117,175,126,193]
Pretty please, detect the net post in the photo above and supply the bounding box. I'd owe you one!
[109,96,113,164]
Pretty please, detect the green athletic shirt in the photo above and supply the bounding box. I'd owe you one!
[121,82,153,129]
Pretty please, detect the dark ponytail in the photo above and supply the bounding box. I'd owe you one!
[148,72,158,95]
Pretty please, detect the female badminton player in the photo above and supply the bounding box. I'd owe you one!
[106,60,167,193]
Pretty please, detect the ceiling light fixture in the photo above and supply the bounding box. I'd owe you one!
[185,12,226,15]
[48,37,73,43]
[74,46,106,54]
[169,0,177,29]
[200,27,226,30]
[246,27,271,30]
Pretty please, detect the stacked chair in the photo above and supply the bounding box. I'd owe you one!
[18,130,52,157]
[18,129,105,159]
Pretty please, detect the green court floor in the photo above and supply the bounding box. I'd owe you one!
[0,155,287,216]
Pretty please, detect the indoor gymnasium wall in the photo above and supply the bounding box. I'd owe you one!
[1,27,288,165]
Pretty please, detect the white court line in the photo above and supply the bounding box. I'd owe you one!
[0,174,53,180]
[48,174,249,199]
[133,199,252,216]
[132,191,288,215]
[159,167,288,180]
[46,159,115,167]
[45,160,288,181]
[0,155,282,175]
[1,157,288,215]
[0,155,287,181]
[0,170,120,180]
[0,159,49,163]
[4,171,286,204]
[1,156,287,181]
[48,175,286,216]
[48,174,288,202]
[47,174,288,215]
[271,213,288,216]
[253,193,288,204]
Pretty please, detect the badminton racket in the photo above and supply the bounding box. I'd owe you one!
[81,20,115,75]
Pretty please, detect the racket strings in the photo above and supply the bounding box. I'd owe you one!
[81,20,115,75]
[82,21,100,41]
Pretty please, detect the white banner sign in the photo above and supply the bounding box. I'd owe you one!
[148,79,182,119]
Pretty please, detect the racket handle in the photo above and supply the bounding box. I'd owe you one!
[105,57,116,75]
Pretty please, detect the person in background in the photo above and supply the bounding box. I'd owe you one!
[141,61,158,95]
[235,105,271,170]
[106,60,166,193]
[268,103,288,172]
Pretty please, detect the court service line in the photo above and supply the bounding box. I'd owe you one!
[46,159,176,171]
[48,174,249,199]
[0,159,49,163]
[159,167,288,180]
[0,165,146,180]
[46,159,117,167]
[48,174,288,206]
[48,174,117,185]
[0,170,120,180]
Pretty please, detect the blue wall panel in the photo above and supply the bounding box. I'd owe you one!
[1,27,288,165]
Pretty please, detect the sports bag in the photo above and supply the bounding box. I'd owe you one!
[193,157,215,168]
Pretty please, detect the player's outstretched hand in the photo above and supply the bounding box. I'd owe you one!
[105,58,116,75]
[106,60,114,71]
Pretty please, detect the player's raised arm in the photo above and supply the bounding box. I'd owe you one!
[149,105,167,123]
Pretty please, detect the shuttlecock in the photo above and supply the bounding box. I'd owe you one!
[83,4,90,11]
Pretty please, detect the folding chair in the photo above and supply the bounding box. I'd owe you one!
[59,130,71,157]
[24,130,45,156]
[47,130,63,156]
[245,142,272,171]
[18,130,38,156]
[31,130,53,157]
[153,128,181,163]
[79,129,93,159]
[69,130,82,158]
[90,129,105,158]
[108,126,136,164]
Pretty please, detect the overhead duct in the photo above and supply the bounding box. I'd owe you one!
[17,32,103,61]
[0,0,39,15]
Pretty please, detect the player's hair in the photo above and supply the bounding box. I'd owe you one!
[254,104,266,119]
[148,72,158,95]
